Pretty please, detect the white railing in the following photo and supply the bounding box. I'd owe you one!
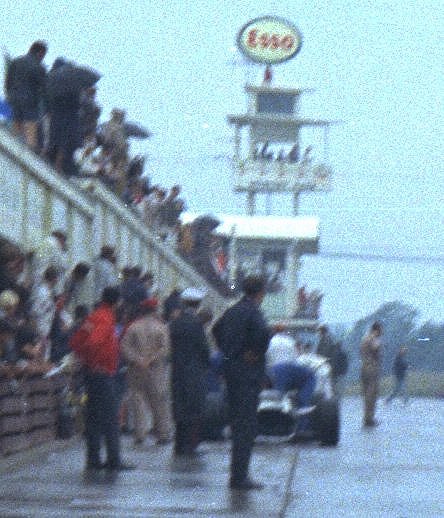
[0,125,95,263]
[233,157,332,193]
[0,125,228,314]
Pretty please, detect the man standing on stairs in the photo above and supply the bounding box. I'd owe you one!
[92,245,118,304]
[5,41,47,151]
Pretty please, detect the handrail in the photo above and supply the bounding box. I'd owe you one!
[0,125,95,216]
[0,125,229,314]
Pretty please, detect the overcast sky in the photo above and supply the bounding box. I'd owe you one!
[2,0,443,324]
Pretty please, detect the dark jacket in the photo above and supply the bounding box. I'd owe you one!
[162,289,182,322]
[212,296,271,370]
[169,307,209,422]
[316,333,338,363]
[393,354,408,379]
[6,53,46,109]
[120,277,146,311]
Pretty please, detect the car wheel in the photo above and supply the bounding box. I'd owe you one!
[311,398,340,446]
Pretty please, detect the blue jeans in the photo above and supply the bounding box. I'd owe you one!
[269,362,316,431]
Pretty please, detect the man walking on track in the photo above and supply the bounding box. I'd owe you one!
[212,275,272,490]
[360,321,383,427]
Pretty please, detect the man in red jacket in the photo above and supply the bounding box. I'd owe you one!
[70,286,133,471]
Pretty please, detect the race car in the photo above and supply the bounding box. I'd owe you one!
[257,352,340,446]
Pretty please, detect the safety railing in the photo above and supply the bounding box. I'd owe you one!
[0,125,228,314]
[233,157,332,193]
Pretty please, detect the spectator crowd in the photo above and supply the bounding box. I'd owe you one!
[0,227,231,468]
[0,232,161,378]
[2,40,187,246]
[2,41,324,304]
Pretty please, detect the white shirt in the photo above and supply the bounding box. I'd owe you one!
[30,282,56,339]
[266,333,298,367]
[33,236,68,292]
[93,257,117,301]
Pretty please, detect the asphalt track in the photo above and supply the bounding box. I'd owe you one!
[0,397,443,517]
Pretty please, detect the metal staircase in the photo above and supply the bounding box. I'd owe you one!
[0,125,228,314]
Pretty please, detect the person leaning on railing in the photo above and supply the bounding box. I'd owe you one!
[0,318,53,379]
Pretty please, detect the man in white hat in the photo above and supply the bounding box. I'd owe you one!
[169,287,209,456]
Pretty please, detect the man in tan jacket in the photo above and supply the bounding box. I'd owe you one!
[120,297,172,445]
[360,321,383,427]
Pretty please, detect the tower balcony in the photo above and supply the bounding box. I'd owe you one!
[233,157,332,193]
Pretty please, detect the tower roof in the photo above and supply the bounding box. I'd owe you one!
[227,114,335,127]
[245,85,314,96]
[182,213,319,241]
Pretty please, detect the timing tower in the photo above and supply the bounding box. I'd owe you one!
[227,83,334,216]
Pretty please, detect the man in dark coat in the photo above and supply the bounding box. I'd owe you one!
[212,275,272,490]
[162,287,182,322]
[46,58,82,175]
[386,346,409,404]
[169,288,209,456]
[119,266,146,321]
[5,41,47,151]
[360,321,383,427]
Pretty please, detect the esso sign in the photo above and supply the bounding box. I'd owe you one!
[237,16,302,65]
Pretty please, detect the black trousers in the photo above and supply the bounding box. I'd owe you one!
[84,371,120,467]
[174,419,201,455]
[224,361,262,483]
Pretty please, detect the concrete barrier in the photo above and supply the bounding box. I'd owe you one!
[0,375,66,456]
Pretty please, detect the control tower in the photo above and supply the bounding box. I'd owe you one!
[227,84,333,216]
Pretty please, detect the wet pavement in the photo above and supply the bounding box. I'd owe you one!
[0,397,443,517]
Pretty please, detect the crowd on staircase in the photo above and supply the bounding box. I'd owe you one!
[1,40,187,246]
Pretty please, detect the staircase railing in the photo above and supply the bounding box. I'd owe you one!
[0,125,229,314]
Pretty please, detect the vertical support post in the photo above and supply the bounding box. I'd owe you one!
[234,125,241,161]
[247,191,256,215]
[42,185,53,236]
[83,214,95,307]
[100,203,108,248]
[85,214,94,264]
[228,225,237,289]
[265,192,272,215]
[138,236,144,267]
[115,216,122,265]
[286,243,301,319]
[292,190,300,216]
[21,174,30,248]
[66,203,74,264]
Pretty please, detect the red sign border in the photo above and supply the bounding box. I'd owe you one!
[237,16,303,65]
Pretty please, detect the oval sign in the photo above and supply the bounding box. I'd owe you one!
[237,16,302,65]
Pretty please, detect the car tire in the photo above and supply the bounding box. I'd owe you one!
[311,398,340,446]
